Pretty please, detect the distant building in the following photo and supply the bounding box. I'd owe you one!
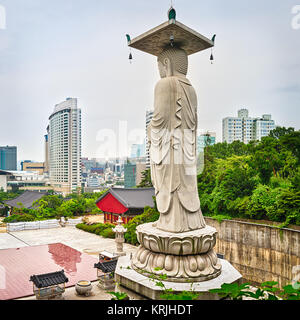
[87,174,100,188]
[21,161,45,175]
[90,168,104,175]
[0,170,11,192]
[145,110,154,169]
[48,98,82,196]
[222,109,275,144]
[254,114,275,141]
[124,161,146,188]
[5,170,53,193]
[44,130,49,174]
[0,146,17,171]
[124,163,136,188]
[130,144,145,158]
[115,162,122,174]
[81,158,98,172]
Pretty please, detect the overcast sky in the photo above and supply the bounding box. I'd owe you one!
[0,0,299,162]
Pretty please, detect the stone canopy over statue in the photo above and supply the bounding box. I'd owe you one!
[125,8,224,282]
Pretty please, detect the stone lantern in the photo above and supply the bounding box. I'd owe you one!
[113,216,127,257]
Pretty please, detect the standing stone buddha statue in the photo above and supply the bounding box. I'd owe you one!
[148,46,206,233]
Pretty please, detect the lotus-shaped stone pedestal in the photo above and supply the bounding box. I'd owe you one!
[131,223,222,282]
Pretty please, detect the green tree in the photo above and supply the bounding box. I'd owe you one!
[276,189,300,226]
[246,185,282,220]
[252,136,286,184]
[137,169,153,188]
[279,131,300,163]
[269,126,295,139]
[207,155,258,216]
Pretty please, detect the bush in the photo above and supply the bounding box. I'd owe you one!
[276,190,300,226]
[100,228,115,239]
[76,222,116,238]
[198,193,211,215]
[269,176,291,190]
[124,207,160,245]
[76,223,100,233]
[233,196,250,217]
[246,185,281,220]
[4,214,36,223]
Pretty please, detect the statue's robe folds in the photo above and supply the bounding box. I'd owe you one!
[148,76,206,233]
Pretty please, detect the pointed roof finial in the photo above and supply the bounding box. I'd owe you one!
[168,6,176,21]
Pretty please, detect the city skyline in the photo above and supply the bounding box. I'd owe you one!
[0,0,299,162]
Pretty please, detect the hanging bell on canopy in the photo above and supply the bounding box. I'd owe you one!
[129,52,133,64]
[210,34,216,64]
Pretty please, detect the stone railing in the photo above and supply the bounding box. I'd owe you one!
[205,217,300,287]
[7,218,82,232]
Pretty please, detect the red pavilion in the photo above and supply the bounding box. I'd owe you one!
[96,188,155,224]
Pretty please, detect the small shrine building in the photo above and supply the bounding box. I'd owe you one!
[96,188,155,224]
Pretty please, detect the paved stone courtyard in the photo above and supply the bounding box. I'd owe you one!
[0,225,256,300]
[0,226,142,300]
[0,226,137,257]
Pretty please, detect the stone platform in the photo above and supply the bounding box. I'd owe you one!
[115,255,243,300]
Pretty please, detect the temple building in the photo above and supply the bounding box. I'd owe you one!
[96,188,155,224]
[4,190,47,212]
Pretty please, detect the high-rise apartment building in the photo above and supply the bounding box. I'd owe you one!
[223,109,275,144]
[254,114,275,141]
[0,146,17,171]
[48,98,82,195]
[146,110,153,169]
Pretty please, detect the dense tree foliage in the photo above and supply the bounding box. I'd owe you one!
[198,127,300,226]
[2,191,105,223]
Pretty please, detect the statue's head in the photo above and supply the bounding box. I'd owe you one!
[157,47,188,78]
